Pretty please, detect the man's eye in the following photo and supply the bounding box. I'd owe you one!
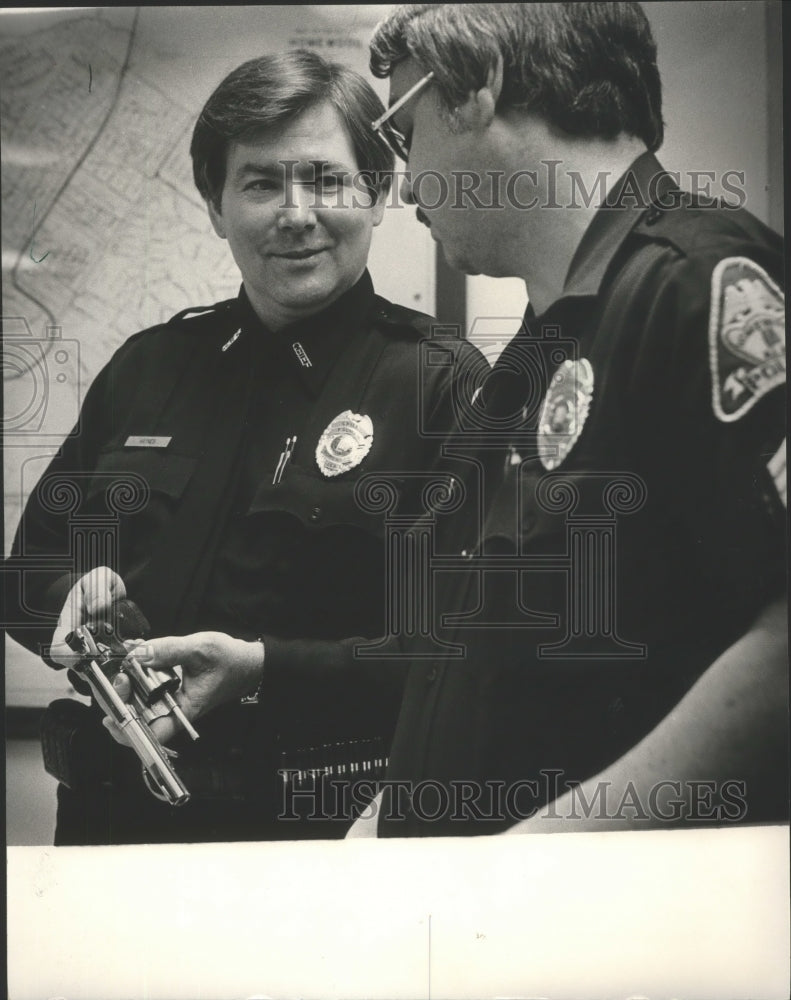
[314,174,346,190]
[245,179,278,192]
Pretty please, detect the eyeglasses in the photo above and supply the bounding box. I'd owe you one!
[371,71,435,161]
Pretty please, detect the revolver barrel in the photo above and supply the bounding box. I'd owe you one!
[65,623,191,806]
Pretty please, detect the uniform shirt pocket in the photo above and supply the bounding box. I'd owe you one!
[86,448,197,511]
[237,464,389,639]
[81,450,198,575]
[247,463,388,539]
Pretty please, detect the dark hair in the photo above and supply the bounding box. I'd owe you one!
[370,2,664,150]
[191,49,394,208]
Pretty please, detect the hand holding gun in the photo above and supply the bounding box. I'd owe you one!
[64,600,198,806]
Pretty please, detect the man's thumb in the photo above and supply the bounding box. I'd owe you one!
[84,566,126,618]
[129,635,188,670]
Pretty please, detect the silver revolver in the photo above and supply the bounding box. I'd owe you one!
[64,600,198,805]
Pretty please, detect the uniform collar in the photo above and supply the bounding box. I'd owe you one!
[235,271,376,395]
[560,151,679,302]
[483,154,677,414]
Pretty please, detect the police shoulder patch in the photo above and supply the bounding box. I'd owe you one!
[709,257,785,422]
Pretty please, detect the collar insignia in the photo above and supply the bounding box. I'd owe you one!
[538,359,594,470]
[292,342,312,368]
[221,328,241,352]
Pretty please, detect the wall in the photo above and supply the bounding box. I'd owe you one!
[466,0,783,350]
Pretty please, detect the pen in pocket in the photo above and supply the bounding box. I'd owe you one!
[272,435,297,485]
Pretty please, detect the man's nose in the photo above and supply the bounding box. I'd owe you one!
[277,183,318,230]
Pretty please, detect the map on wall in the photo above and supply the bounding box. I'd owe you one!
[1,5,431,517]
[3,10,235,385]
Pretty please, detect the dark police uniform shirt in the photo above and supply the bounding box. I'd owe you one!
[380,152,787,836]
[6,270,484,843]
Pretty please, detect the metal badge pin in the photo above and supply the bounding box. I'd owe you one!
[315,410,373,478]
[537,358,594,470]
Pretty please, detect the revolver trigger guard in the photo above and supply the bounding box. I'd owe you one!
[141,764,171,803]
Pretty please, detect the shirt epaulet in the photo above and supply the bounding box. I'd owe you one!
[166,299,237,327]
[631,199,782,270]
[372,296,437,340]
[120,299,239,356]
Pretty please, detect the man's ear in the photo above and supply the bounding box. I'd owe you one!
[456,55,503,131]
[371,188,387,227]
[207,198,226,239]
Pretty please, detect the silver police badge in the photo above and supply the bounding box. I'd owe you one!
[316,410,374,477]
[538,358,594,470]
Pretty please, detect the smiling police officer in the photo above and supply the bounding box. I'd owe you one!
[6,49,484,844]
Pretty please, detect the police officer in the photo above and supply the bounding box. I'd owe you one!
[5,50,484,844]
[354,1,787,835]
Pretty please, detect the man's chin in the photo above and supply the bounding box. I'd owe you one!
[438,243,479,276]
[275,278,349,314]
[278,274,336,302]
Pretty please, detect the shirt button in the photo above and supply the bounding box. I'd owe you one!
[310,506,322,521]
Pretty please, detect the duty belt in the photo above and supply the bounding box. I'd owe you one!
[278,737,388,790]
[42,700,387,807]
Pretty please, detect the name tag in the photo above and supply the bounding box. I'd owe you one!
[125,436,172,448]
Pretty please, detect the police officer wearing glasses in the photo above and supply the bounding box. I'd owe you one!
[350,1,786,836]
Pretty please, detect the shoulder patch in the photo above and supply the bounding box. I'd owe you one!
[709,257,785,422]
